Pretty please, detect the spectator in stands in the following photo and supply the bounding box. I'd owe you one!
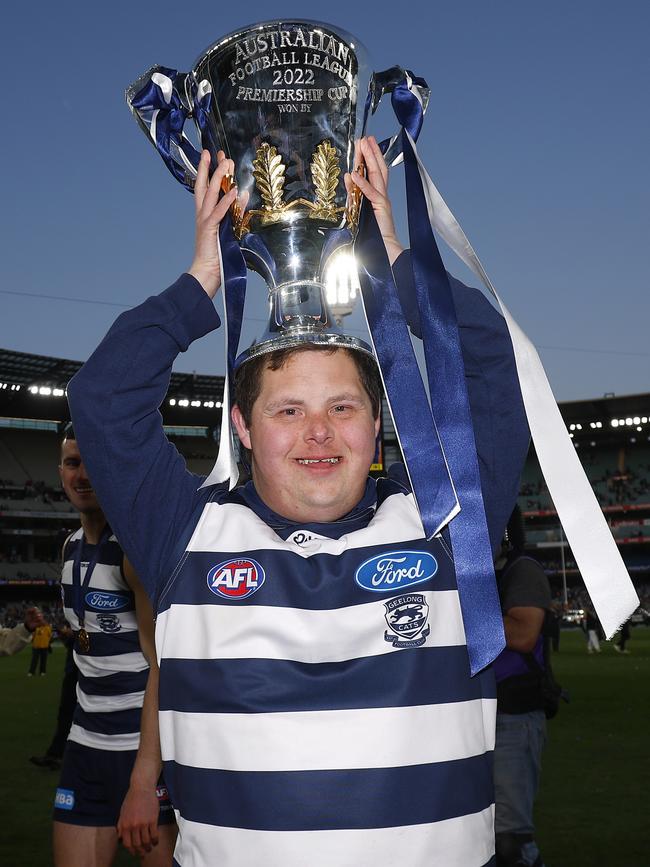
[28,618,53,675]
[493,507,551,867]
[0,606,45,656]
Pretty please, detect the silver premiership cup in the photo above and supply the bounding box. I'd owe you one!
[127,20,378,362]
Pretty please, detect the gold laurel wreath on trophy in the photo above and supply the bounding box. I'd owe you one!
[222,140,365,240]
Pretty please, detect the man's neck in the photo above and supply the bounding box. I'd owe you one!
[242,476,375,529]
[80,510,107,545]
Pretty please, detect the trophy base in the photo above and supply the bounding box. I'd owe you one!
[235,330,374,368]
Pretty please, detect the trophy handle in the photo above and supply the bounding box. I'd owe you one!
[126,66,203,193]
[366,67,430,166]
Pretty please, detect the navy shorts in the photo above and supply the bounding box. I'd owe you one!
[53,740,175,827]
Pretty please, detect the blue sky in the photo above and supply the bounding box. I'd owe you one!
[1,1,648,401]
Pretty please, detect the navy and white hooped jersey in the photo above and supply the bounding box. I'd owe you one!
[157,476,497,867]
[61,528,149,751]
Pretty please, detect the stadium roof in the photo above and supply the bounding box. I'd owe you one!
[0,348,81,389]
[0,348,225,428]
[0,348,225,397]
[0,347,649,443]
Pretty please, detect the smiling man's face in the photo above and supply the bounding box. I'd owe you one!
[59,438,101,515]
[232,349,380,524]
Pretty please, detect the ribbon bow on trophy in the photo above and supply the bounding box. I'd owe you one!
[127,20,638,675]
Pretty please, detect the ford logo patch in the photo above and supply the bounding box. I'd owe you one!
[355,550,437,592]
[84,591,130,611]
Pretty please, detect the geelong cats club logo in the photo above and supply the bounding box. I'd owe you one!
[384,593,430,648]
[96,614,121,633]
[207,558,266,600]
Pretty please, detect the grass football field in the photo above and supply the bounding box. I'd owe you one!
[1,629,648,865]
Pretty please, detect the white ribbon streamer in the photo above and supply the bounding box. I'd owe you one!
[200,231,239,490]
[404,130,638,638]
[151,72,173,104]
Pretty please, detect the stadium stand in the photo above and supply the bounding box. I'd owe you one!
[0,428,61,486]
[0,347,649,627]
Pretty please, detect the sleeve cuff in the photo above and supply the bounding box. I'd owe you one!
[161,273,222,345]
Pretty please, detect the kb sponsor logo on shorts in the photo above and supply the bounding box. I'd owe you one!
[55,788,75,810]
[207,558,266,600]
[355,550,437,592]
[84,591,130,611]
[156,784,173,809]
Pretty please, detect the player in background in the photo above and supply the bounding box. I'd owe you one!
[53,429,176,866]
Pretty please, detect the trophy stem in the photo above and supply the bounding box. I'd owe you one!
[272,280,329,329]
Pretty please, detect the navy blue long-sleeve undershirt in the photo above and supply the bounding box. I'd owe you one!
[67,253,529,600]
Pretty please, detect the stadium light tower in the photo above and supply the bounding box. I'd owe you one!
[324,251,359,327]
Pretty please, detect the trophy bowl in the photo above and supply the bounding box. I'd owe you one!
[128,20,375,363]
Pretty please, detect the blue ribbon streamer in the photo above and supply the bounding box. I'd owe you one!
[355,203,458,538]
[387,80,504,673]
[391,75,425,142]
[218,215,248,408]
[130,67,200,192]
[191,82,211,136]
[72,525,112,628]
[190,80,223,168]
[368,70,427,160]
[402,132,504,673]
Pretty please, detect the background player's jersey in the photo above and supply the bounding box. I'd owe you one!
[61,528,149,750]
[155,474,497,867]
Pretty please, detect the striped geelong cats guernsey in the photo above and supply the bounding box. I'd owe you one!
[61,528,149,751]
[67,270,529,865]
[157,475,497,867]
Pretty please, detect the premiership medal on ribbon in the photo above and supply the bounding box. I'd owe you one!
[72,525,112,655]
[76,627,90,654]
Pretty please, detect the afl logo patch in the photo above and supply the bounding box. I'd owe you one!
[207,558,265,600]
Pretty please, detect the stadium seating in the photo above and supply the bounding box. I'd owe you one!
[0,561,60,581]
[0,429,60,486]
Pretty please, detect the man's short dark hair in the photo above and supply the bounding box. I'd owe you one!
[234,345,382,427]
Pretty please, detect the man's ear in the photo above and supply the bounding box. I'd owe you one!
[231,404,252,450]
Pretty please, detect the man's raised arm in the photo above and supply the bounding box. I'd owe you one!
[67,151,241,597]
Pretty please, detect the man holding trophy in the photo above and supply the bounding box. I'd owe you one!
[67,19,637,867]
